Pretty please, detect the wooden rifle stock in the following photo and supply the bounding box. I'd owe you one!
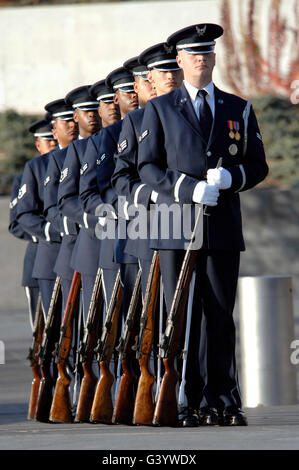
[90,270,123,424]
[35,276,62,422]
[153,206,202,426]
[49,271,81,423]
[75,268,103,422]
[133,251,160,425]
[27,294,44,420]
[112,268,142,424]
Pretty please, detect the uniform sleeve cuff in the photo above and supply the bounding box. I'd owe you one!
[133,183,152,208]
[174,174,199,204]
[229,165,246,192]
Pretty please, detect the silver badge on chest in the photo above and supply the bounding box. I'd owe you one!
[229,143,238,156]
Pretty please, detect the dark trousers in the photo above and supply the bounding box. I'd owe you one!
[158,248,242,411]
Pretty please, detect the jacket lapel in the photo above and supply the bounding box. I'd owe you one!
[174,84,205,141]
[207,86,228,148]
[173,84,229,147]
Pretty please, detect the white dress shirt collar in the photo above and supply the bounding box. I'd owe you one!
[184,80,214,99]
[184,80,215,117]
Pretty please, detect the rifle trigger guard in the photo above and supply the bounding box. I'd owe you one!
[52,342,59,357]
[78,340,86,362]
[37,345,44,362]
[115,338,124,354]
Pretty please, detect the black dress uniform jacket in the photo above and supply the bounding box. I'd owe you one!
[43,147,67,233]
[79,128,115,270]
[98,121,138,266]
[43,146,75,280]
[111,108,153,262]
[16,152,62,280]
[138,83,268,251]
[92,120,140,322]
[9,173,39,288]
[137,82,268,412]
[57,137,100,278]
[80,121,135,269]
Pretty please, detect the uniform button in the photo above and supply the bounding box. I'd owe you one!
[206,151,212,157]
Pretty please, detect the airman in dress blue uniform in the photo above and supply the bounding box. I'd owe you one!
[111,44,184,392]
[138,24,268,427]
[45,88,101,315]
[112,43,183,298]
[56,85,101,325]
[9,117,57,328]
[43,98,78,315]
[80,66,138,313]
[44,88,101,407]
[80,65,141,388]
[58,79,119,324]
[9,173,40,329]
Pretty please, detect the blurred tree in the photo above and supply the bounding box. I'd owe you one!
[0,110,39,194]
[220,0,299,190]
[220,0,299,98]
[0,0,126,5]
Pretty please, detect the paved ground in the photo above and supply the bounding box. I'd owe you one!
[1,401,299,451]
[1,307,299,453]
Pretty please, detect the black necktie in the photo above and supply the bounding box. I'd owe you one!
[197,89,213,140]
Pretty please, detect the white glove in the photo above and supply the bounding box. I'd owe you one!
[98,216,107,227]
[207,167,232,189]
[151,190,158,203]
[192,181,219,206]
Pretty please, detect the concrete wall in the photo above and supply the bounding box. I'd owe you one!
[0,0,297,114]
[0,0,221,114]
